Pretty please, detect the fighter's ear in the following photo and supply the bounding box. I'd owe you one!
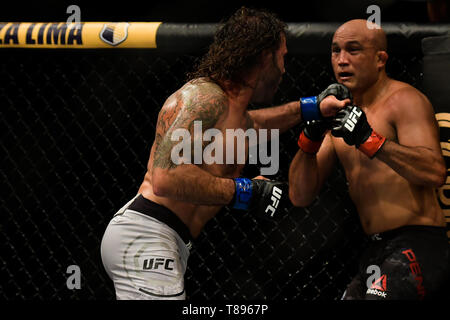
[377,50,388,69]
[259,48,273,67]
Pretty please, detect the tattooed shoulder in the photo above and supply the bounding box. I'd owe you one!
[153,80,229,169]
[181,80,228,129]
[154,91,181,145]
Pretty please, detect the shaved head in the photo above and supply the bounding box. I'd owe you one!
[331,19,389,93]
[334,19,387,52]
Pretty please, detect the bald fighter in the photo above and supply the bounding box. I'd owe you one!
[100,7,348,300]
[289,19,449,300]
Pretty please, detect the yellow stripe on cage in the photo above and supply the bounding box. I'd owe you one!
[0,22,162,48]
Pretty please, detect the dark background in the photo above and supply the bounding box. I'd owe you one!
[0,0,436,23]
[1,0,449,305]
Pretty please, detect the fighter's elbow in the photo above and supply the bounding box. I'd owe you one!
[432,163,447,188]
[420,161,447,188]
[152,169,172,197]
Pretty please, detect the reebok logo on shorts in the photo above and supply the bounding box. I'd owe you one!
[366,274,387,298]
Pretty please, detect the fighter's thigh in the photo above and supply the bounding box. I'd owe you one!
[341,273,366,300]
[101,214,186,300]
[364,247,424,300]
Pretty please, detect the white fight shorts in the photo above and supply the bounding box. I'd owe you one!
[101,194,192,300]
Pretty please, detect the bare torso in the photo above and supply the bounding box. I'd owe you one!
[138,78,249,238]
[332,79,445,234]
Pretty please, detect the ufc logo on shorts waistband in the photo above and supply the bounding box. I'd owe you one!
[143,258,174,271]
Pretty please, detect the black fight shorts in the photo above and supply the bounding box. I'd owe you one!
[342,225,450,300]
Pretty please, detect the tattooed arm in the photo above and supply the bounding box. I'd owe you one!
[151,82,235,205]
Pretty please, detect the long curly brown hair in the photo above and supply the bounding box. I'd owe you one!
[187,7,287,86]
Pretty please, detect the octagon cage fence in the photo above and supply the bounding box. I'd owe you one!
[1,22,450,300]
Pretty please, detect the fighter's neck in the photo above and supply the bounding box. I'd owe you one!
[352,73,390,107]
[218,79,255,113]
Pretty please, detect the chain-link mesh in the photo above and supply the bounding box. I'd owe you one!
[0,49,424,300]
